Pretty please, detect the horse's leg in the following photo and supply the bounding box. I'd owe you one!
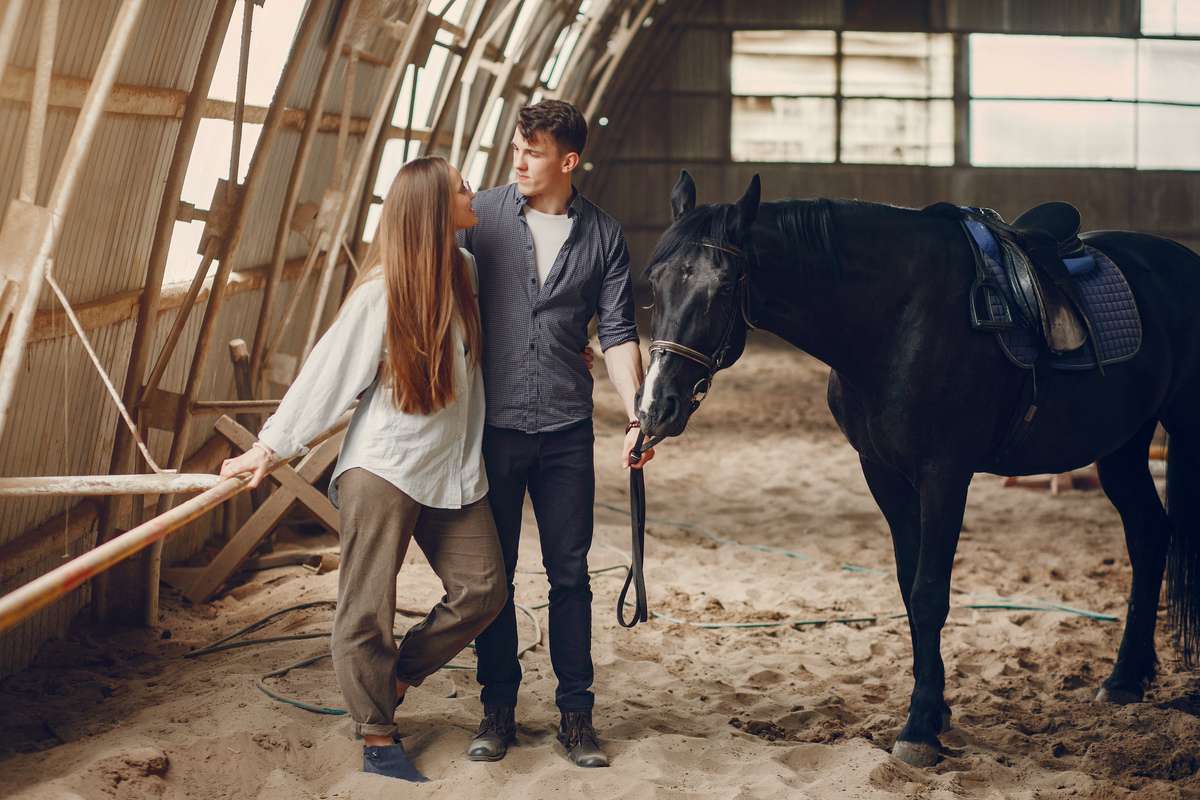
[891,463,972,767]
[1094,420,1168,704]
[859,457,927,686]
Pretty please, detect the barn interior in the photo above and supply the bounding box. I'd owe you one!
[1,0,1199,797]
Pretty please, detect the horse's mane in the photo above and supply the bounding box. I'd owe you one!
[646,197,843,280]
[770,198,840,278]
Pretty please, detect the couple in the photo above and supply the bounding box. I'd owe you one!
[220,100,653,782]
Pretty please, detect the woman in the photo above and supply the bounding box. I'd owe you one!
[220,156,505,783]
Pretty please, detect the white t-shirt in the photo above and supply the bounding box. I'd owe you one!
[524,205,573,288]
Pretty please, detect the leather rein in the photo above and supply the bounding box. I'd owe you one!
[617,239,756,628]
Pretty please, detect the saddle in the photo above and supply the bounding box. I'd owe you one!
[926,201,1103,366]
[969,214,1089,354]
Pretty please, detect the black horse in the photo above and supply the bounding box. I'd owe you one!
[636,170,1200,766]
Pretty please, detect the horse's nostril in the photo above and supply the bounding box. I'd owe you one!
[662,394,679,422]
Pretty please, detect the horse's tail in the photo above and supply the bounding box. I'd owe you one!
[1167,434,1200,667]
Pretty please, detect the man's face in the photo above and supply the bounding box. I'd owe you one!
[511,128,575,196]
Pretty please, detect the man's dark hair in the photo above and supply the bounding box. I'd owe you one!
[517,100,588,156]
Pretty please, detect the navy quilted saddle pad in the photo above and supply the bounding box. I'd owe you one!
[966,219,1142,371]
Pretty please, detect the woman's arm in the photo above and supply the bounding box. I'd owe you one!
[220,280,386,486]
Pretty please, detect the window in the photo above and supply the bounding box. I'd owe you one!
[731,30,953,165]
[970,34,1200,169]
[165,1,305,283]
[1142,0,1200,35]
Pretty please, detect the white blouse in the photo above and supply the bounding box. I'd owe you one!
[256,249,487,510]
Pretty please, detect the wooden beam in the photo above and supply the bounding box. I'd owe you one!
[0,253,315,350]
[0,474,221,497]
[2,429,231,588]
[183,422,345,603]
[213,416,339,531]
[0,64,418,138]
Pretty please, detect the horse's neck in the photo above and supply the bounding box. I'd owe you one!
[749,201,911,384]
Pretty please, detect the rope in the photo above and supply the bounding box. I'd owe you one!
[44,269,164,474]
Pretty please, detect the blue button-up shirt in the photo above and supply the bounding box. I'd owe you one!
[459,182,638,433]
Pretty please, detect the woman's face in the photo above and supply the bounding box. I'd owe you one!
[451,166,477,230]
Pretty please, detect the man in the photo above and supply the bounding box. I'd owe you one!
[457,99,653,768]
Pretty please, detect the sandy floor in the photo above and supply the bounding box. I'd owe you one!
[3,336,1200,799]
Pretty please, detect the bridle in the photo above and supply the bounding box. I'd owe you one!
[618,238,756,628]
[646,240,756,428]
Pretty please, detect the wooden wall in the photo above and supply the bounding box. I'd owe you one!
[586,0,1200,288]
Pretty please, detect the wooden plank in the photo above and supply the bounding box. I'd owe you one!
[228,338,266,513]
[142,387,184,432]
[182,428,344,603]
[181,488,296,602]
[213,416,340,530]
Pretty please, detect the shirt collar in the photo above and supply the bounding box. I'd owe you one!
[512,183,584,218]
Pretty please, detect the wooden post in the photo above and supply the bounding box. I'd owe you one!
[20,0,57,205]
[228,338,266,528]
[146,0,331,627]
[178,415,346,603]
[95,0,237,623]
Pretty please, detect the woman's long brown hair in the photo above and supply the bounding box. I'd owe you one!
[347,156,482,415]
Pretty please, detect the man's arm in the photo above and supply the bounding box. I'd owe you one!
[603,340,642,422]
[596,228,654,469]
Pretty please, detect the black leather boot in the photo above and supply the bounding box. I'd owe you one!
[558,710,609,768]
[466,704,516,762]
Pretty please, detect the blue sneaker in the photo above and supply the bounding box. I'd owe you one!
[363,741,429,782]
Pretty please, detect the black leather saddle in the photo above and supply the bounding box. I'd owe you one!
[925,201,1105,371]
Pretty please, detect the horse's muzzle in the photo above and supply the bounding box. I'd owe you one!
[637,385,689,438]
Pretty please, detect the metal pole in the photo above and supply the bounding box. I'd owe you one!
[248,0,361,383]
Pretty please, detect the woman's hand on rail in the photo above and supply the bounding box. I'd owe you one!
[219,442,274,488]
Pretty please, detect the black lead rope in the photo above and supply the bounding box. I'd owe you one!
[618,431,662,628]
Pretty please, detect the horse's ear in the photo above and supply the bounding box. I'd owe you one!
[730,174,760,243]
[671,170,696,220]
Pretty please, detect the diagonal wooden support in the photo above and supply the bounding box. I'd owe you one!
[0,200,55,438]
[177,416,344,603]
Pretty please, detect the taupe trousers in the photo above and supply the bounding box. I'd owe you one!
[332,468,506,738]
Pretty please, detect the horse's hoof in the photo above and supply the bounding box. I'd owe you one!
[892,740,940,767]
[1095,686,1141,705]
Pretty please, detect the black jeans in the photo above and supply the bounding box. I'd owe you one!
[474,420,596,712]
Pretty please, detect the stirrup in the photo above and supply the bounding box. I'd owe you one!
[969,277,1014,332]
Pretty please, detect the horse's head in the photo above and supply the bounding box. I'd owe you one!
[636,170,761,439]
